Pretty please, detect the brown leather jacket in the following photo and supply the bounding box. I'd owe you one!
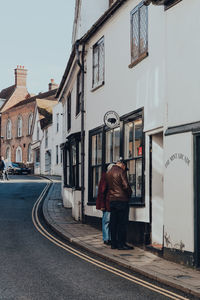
[106,165,132,202]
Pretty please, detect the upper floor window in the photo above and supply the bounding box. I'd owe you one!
[92,37,104,89]
[45,129,48,148]
[28,113,33,135]
[17,116,22,137]
[67,93,71,131]
[6,119,12,139]
[130,3,148,67]
[56,113,59,132]
[27,144,32,162]
[76,71,82,116]
[37,122,40,140]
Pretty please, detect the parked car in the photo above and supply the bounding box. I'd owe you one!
[8,162,31,175]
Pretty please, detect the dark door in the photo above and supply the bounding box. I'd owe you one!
[194,135,200,267]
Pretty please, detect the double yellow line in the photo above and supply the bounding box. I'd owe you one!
[32,183,189,300]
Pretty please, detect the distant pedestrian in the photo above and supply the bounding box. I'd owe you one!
[0,157,5,180]
[3,158,9,181]
[96,164,115,245]
[106,158,133,250]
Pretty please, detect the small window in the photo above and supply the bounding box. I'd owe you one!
[28,114,33,135]
[92,37,104,88]
[91,131,102,200]
[45,129,48,148]
[6,146,11,161]
[67,93,71,131]
[56,145,59,164]
[76,71,82,116]
[16,146,22,162]
[27,144,32,162]
[6,119,12,139]
[56,113,59,132]
[37,122,40,140]
[130,3,148,67]
[17,116,22,137]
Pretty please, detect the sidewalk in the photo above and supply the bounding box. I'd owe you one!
[43,180,200,299]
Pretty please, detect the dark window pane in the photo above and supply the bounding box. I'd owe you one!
[136,158,142,197]
[134,119,143,157]
[127,160,136,196]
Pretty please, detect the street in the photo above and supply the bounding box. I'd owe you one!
[0,176,190,300]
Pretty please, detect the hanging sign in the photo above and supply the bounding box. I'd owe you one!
[104,111,120,129]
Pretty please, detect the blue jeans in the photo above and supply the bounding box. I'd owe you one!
[102,211,111,242]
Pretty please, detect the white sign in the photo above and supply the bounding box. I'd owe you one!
[104,111,120,129]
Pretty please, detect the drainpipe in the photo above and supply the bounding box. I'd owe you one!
[75,40,85,223]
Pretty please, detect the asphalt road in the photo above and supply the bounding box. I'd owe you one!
[0,176,188,300]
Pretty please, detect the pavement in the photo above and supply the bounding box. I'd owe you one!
[43,178,200,299]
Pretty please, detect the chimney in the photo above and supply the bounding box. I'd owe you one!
[48,79,58,91]
[15,65,27,87]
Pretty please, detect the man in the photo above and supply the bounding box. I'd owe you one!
[96,164,115,245]
[106,158,133,250]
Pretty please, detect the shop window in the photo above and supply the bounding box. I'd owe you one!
[130,2,148,67]
[106,127,120,163]
[63,133,81,189]
[88,109,144,205]
[92,37,104,89]
[124,119,143,201]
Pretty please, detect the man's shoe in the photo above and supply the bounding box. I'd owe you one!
[111,245,117,249]
[118,244,134,250]
[123,243,134,250]
[104,240,111,246]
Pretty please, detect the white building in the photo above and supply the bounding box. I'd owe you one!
[57,0,200,267]
[31,98,62,175]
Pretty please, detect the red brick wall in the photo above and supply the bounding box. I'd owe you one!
[1,101,36,164]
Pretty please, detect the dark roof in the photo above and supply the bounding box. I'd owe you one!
[0,85,15,100]
[56,0,128,98]
[11,88,57,109]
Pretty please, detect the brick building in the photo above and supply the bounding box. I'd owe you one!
[1,88,57,167]
[0,66,58,167]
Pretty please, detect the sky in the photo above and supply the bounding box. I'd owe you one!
[0,0,75,95]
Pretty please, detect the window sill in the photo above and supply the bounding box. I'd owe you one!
[164,0,182,10]
[128,52,148,69]
[91,81,104,92]
[16,136,23,139]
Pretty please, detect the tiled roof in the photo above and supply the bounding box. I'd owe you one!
[12,88,57,109]
[0,85,15,100]
[36,98,57,129]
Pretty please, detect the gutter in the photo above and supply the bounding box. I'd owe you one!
[75,41,86,223]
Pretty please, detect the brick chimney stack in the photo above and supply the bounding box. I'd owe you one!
[48,79,58,91]
[15,65,27,87]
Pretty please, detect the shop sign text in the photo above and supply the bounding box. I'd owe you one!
[165,153,190,168]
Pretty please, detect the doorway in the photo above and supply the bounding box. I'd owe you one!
[150,132,164,249]
[194,134,200,266]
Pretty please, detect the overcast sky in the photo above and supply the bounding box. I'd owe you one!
[0,0,75,94]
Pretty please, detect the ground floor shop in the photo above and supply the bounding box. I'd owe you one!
[61,110,200,267]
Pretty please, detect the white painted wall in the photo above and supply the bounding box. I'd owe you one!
[72,0,109,43]
[166,0,200,127]
[84,0,166,221]
[51,102,63,176]
[164,132,193,252]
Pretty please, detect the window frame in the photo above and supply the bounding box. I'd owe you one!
[6,119,12,140]
[129,2,148,68]
[63,132,81,190]
[28,113,33,135]
[88,109,145,206]
[164,0,182,10]
[17,116,23,138]
[92,37,105,89]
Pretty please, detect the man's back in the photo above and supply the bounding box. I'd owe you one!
[106,165,132,202]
